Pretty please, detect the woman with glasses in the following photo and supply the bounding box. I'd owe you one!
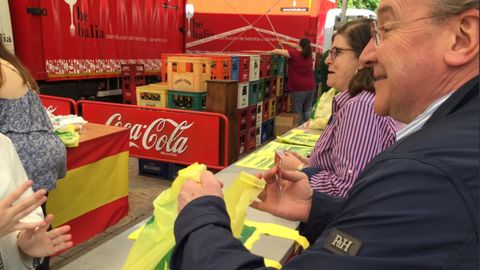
[280,19,402,203]
[271,37,316,123]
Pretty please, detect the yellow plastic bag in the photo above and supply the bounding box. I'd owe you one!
[122,162,207,270]
[224,172,266,238]
[124,166,307,270]
[309,87,337,130]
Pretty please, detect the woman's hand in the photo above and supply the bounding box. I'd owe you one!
[280,151,307,171]
[289,151,310,166]
[251,167,312,222]
[17,214,72,258]
[0,181,47,238]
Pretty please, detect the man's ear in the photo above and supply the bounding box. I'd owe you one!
[444,9,479,66]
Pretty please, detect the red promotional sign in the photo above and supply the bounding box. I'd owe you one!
[39,94,77,115]
[78,101,229,169]
[37,0,185,79]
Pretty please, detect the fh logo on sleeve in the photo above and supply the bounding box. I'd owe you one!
[323,228,363,256]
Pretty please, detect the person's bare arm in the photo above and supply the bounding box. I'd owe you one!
[270,49,290,58]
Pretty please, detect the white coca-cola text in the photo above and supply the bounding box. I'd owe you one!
[105,113,193,154]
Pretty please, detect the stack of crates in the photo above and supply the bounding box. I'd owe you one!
[166,56,211,111]
[122,64,145,104]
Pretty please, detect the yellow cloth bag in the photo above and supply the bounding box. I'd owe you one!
[309,87,337,130]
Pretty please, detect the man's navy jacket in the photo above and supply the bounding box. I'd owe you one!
[171,77,479,270]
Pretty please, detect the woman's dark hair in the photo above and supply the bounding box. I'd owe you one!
[0,40,39,91]
[334,18,374,97]
[299,37,312,58]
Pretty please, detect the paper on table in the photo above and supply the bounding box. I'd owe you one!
[277,130,320,147]
[236,141,313,170]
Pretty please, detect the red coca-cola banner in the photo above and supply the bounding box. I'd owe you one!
[78,101,229,169]
[39,0,185,79]
[40,94,77,115]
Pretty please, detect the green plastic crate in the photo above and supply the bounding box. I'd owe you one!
[168,90,206,111]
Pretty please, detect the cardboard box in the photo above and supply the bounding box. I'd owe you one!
[274,112,300,136]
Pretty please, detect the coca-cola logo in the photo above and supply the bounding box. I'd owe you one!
[45,105,57,114]
[105,113,193,156]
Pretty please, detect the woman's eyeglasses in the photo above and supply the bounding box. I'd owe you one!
[329,47,358,61]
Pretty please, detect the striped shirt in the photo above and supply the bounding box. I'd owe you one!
[308,90,402,197]
[396,92,453,141]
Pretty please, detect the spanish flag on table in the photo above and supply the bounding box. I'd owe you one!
[46,125,130,248]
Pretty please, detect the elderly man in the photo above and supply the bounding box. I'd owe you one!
[172,0,479,269]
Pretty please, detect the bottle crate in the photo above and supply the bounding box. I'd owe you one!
[268,98,277,119]
[136,83,169,108]
[210,55,232,80]
[261,119,275,144]
[259,54,272,78]
[247,105,257,130]
[257,78,265,102]
[237,131,247,156]
[276,75,284,96]
[271,55,285,76]
[167,56,211,92]
[237,107,249,132]
[167,90,206,111]
[230,55,250,82]
[237,82,249,109]
[138,159,186,180]
[247,127,257,152]
[121,64,145,104]
[262,98,270,122]
[248,55,260,81]
[248,80,260,105]
[286,94,292,113]
[255,125,262,147]
[276,95,288,115]
[256,102,263,125]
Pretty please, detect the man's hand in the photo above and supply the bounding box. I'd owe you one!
[178,171,224,213]
[251,166,312,222]
[17,214,73,257]
[0,180,47,238]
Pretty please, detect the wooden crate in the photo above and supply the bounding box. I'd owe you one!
[205,80,245,164]
[167,56,211,92]
[136,83,169,108]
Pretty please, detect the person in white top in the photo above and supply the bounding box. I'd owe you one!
[0,133,72,269]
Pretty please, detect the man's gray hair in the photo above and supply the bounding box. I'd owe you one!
[431,0,479,17]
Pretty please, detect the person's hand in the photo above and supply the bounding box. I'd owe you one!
[288,151,310,166]
[178,171,224,213]
[251,166,312,222]
[280,151,306,171]
[0,180,47,238]
[17,214,72,257]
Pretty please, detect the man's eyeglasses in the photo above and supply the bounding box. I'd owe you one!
[370,14,447,47]
[329,47,358,61]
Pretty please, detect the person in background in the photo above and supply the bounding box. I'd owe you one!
[172,0,479,269]
[0,40,67,269]
[317,49,331,95]
[281,19,401,199]
[0,133,72,269]
[271,38,316,123]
